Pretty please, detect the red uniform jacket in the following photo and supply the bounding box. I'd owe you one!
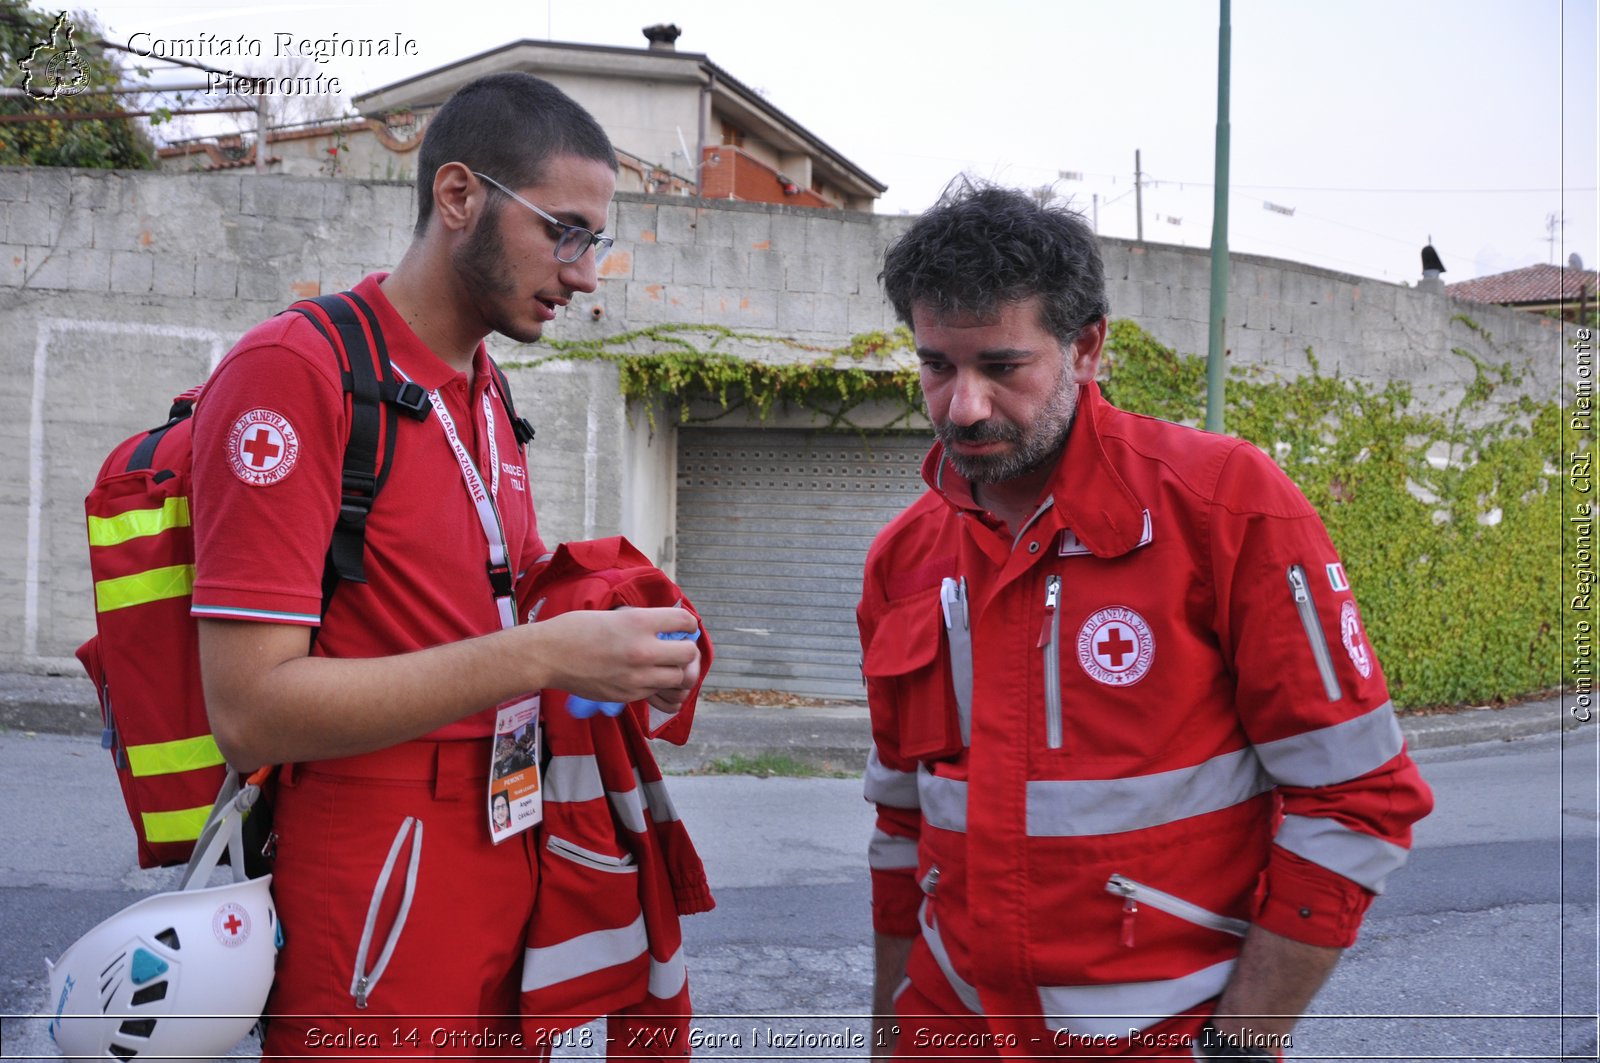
[859,384,1433,1037]
[517,537,715,1048]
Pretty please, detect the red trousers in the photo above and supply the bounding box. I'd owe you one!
[261,740,546,1060]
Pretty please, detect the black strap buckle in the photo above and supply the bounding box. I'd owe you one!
[486,563,514,598]
[394,380,431,420]
[337,469,377,532]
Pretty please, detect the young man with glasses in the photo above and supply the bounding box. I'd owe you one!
[859,181,1432,1058]
[190,73,704,1055]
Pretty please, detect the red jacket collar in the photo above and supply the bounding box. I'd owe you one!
[921,381,1149,558]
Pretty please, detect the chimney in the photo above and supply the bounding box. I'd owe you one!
[642,23,682,51]
[1418,242,1446,295]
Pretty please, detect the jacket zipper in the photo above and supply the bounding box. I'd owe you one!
[1037,575,1063,749]
[1106,874,1249,947]
[1287,564,1342,702]
[920,865,941,896]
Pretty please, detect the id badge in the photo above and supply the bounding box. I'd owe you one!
[488,695,542,843]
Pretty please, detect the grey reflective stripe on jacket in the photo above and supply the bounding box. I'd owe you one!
[1253,700,1403,787]
[545,753,605,802]
[546,754,684,836]
[1276,813,1410,893]
[1036,959,1237,1038]
[868,829,919,871]
[916,748,1270,838]
[521,915,648,992]
[864,745,919,809]
[876,704,1404,831]
[648,946,687,999]
[640,777,683,822]
[920,901,983,1014]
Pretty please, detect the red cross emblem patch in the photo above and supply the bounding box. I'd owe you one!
[1340,600,1373,678]
[226,408,300,486]
[212,902,251,947]
[1076,606,1155,686]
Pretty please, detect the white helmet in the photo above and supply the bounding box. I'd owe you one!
[47,771,279,1061]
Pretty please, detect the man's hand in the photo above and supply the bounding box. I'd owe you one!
[871,932,915,1058]
[532,606,701,705]
[646,642,704,715]
[1212,925,1343,1047]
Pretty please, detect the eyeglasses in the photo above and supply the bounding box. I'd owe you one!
[471,171,613,265]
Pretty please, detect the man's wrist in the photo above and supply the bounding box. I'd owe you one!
[1198,1021,1275,1060]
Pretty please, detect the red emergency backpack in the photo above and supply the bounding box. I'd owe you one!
[74,291,535,868]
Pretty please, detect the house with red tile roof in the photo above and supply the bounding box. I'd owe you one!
[1447,262,1598,321]
[158,24,885,212]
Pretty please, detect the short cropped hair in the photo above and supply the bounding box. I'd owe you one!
[413,72,617,236]
[880,179,1109,346]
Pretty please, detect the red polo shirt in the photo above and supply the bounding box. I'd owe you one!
[191,273,544,739]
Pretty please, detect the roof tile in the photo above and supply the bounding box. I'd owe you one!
[1446,263,1599,305]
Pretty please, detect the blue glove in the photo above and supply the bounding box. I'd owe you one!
[566,695,623,719]
[565,628,700,718]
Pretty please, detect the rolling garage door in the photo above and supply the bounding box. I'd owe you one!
[675,428,931,699]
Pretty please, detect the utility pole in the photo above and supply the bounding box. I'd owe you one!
[1134,149,1144,242]
[1092,193,1100,233]
[1205,0,1231,433]
[254,90,267,174]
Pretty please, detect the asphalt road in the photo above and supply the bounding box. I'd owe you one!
[1,726,1595,1062]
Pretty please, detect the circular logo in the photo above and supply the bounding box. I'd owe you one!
[1340,600,1372,678]
[1077,606,1155,686]
[226,409,300,486]
[212,902,251,947]
[43,52,88,98]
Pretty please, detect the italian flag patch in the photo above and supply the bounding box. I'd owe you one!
[1326,562,1350,592]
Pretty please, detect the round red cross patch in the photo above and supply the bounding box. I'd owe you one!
[1340,600,1373,678]
[1076,606,1155,686]
[226,408,299,486]
[212,902,251,947]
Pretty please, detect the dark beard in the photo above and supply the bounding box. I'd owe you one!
[453,200,548,344]
[934,379,1079,484]
[453,198,512,299]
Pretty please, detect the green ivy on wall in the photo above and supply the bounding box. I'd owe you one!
[512,318,1576,710]
[510,324,922,430]
[1099,318,1569,709]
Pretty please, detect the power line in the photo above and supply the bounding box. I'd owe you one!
[1236,184,1593,194]
[1057,167,1591,195]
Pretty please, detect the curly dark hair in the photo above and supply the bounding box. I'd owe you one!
[880,178,1109,345]
[412,72,617,236]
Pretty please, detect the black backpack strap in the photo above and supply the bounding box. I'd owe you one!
[125,396,196,475]
[323,295,379,589]
[283,293,430,598]
[489,361,536,448]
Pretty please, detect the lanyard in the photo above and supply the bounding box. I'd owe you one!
[396,365,519,630]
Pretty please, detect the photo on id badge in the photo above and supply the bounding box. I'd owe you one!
[490,696,542,843]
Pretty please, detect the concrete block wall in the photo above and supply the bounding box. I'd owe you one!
[0,165,1570,674]
[540,196,900,350]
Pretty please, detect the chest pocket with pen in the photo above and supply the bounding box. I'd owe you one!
[863,583,969,760]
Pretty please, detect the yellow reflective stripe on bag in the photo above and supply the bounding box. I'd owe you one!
[87,497,191,547]
[94,564,195,613]
[126,733,225,779]
[140,803,215,844]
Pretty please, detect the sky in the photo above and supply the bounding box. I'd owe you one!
[47,0,1600,285]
